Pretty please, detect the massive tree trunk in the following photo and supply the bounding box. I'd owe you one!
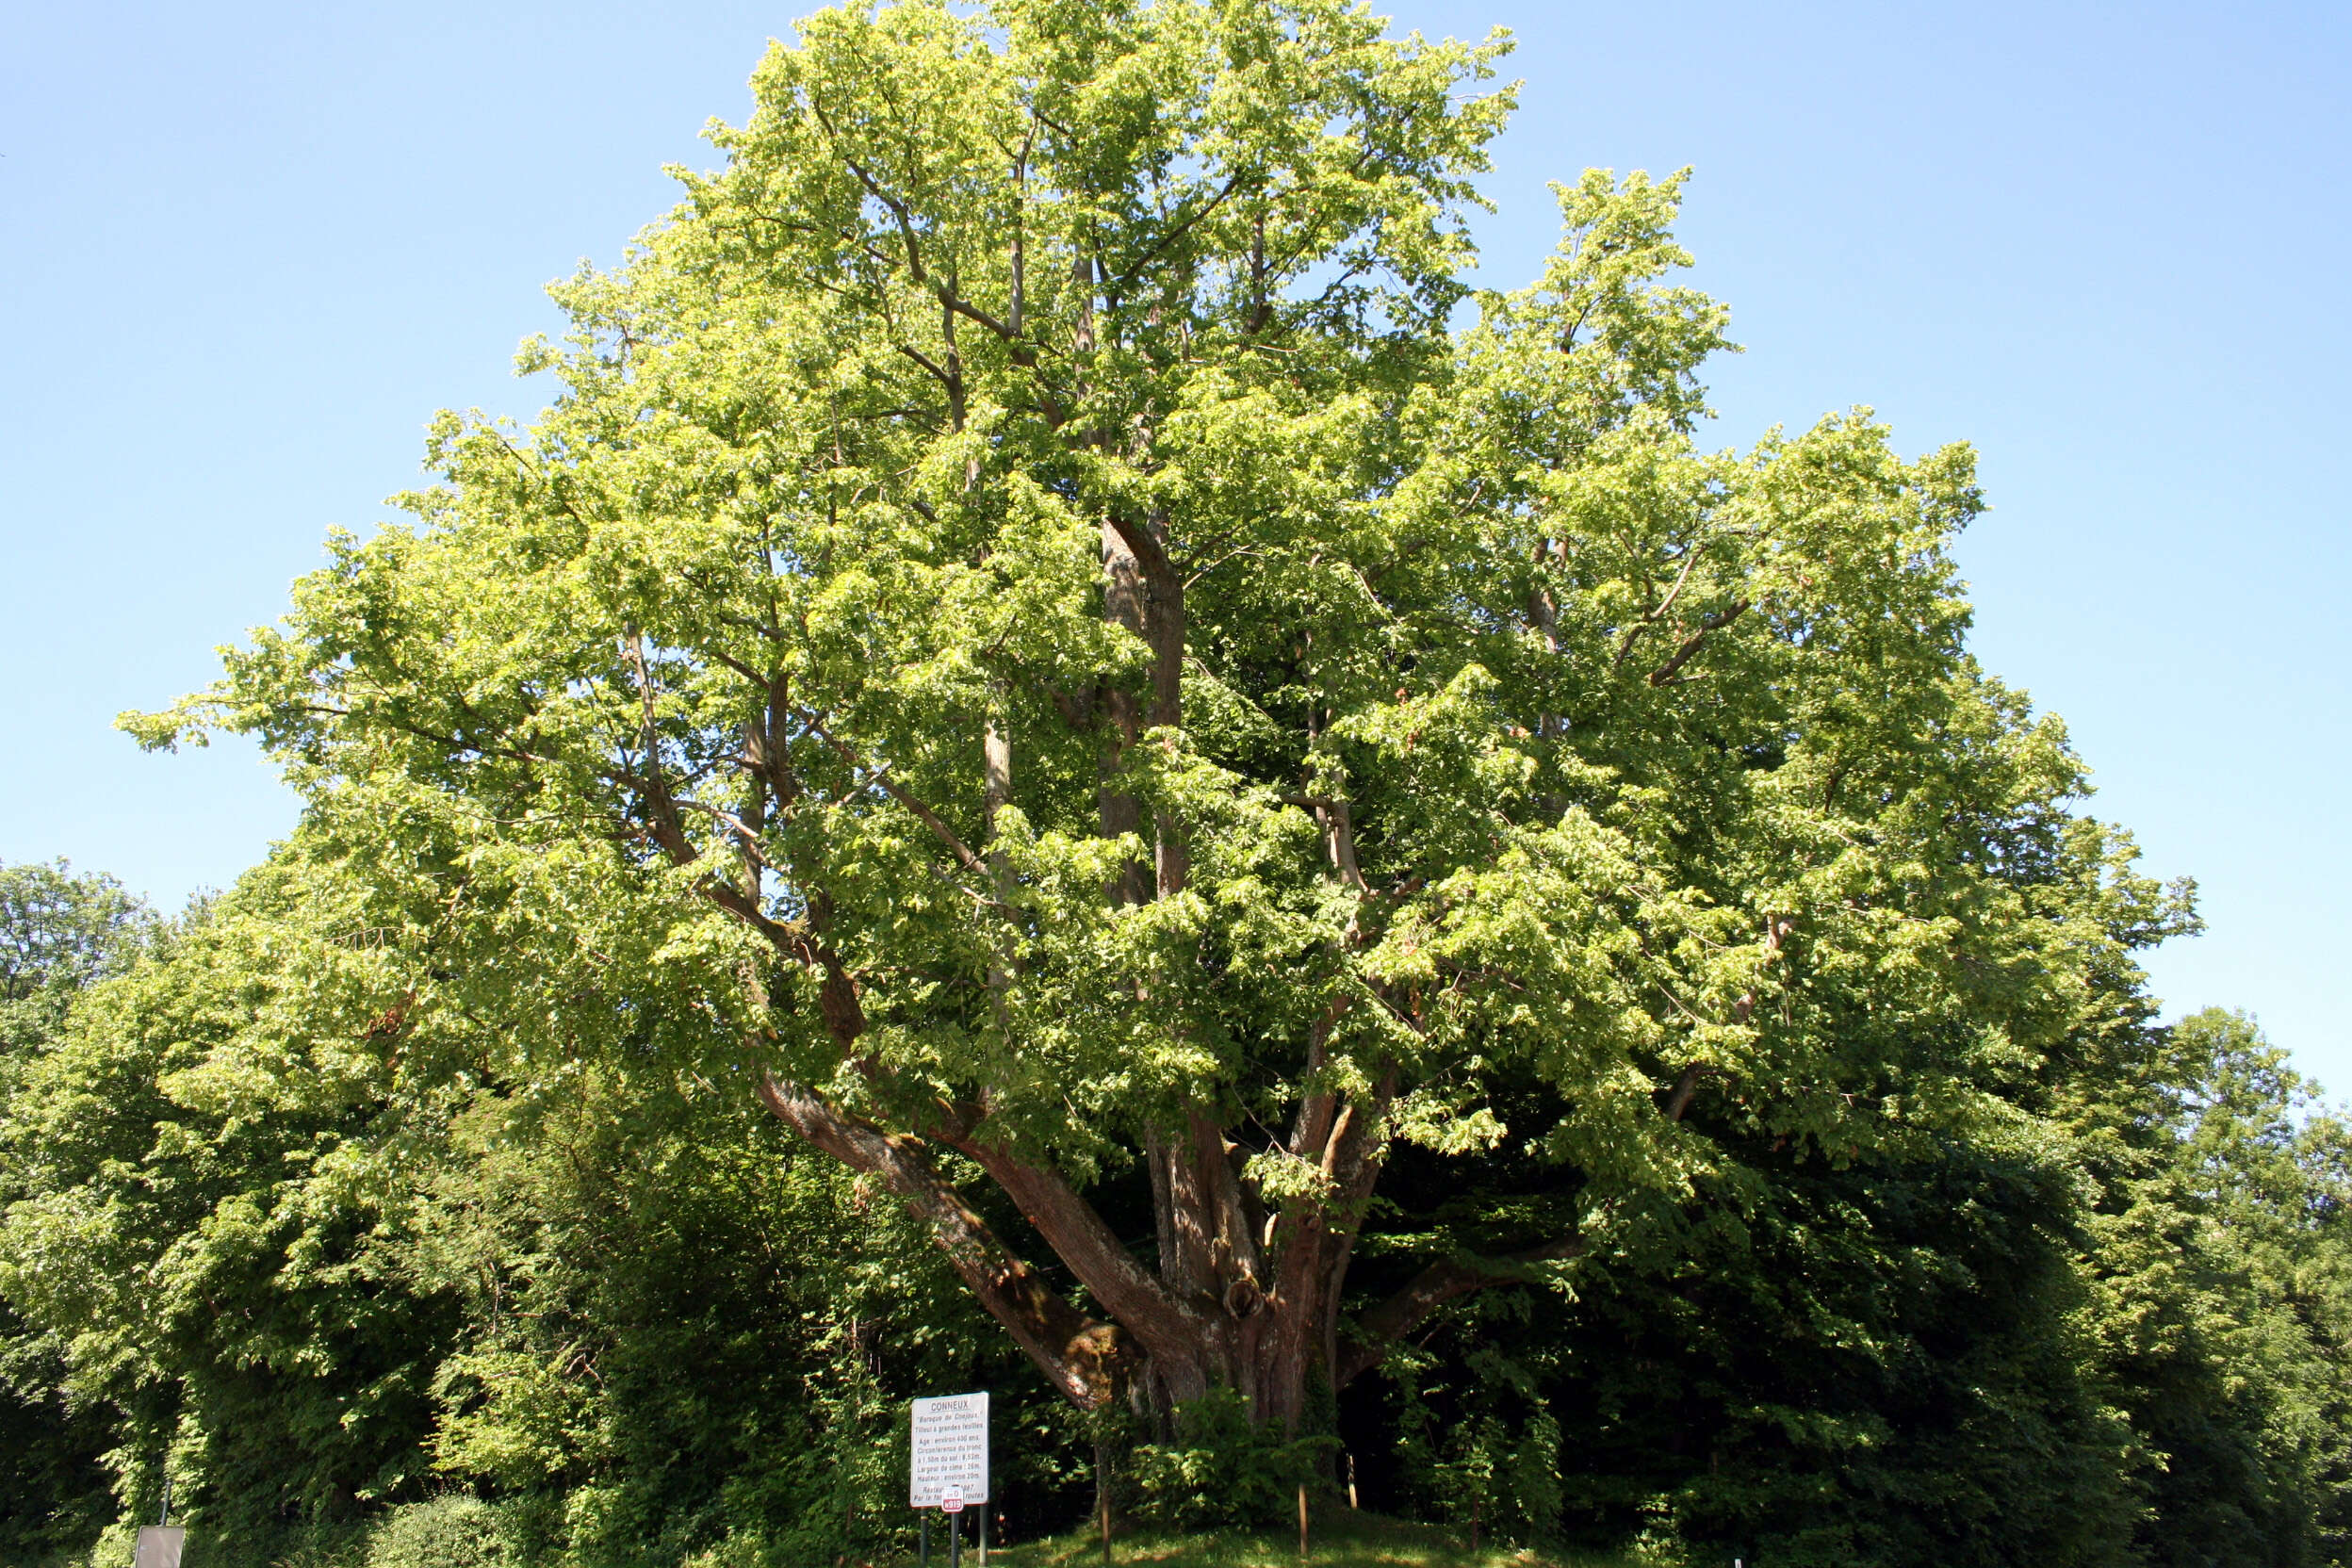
[769,1070,1414,1425]
[752,1034,1551,1427]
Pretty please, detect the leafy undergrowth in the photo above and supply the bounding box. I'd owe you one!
[988,1510,1639,1568]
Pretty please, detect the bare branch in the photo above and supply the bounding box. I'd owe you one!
[1647,600,1750,687]
[1612,540,1709,668]
[1102,172,1250,300]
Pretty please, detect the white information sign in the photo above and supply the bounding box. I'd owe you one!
[133,1527,187,1568]
[909,1392,989,1508]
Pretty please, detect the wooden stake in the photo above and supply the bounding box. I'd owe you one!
[1298,1483,1310,1560]
[1097,1444,1112,1565]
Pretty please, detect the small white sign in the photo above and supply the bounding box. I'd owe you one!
[134,1527,186,1568]
[909,1392,989,1508]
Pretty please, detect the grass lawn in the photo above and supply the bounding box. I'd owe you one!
[981,1510,1640,1568]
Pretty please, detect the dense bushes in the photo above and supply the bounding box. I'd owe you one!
[0,853,1085,1568]
[1133,1391,1336,1529]
[1337,1010,2352,1568]
[366,1496,513,1568]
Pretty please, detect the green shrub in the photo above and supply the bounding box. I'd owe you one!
[1133,1391,1337,1529]
[366,1495,510,1568]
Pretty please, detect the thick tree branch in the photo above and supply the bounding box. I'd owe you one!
[939,282,1022,348]
[1103,508,1178,588]
[1612,541,1708,668]
[895,341,959,393]
[1194,1108,1263,1299]
[1665,1062,1707,1122]
[939,1128,1211,1364]
[618,633,705,870]
[1310,1064,1398,1340]
[756,1075,1125,1406]
[1334,1233,1585,1387]
[1285,1000,1348,1163]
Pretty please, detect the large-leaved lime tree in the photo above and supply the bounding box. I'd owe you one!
[132,0,2169,1430]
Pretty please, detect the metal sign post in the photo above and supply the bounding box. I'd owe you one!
[133,1470,183,1568]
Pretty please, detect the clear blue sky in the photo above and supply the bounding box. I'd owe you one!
[3,3,2344,1082]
